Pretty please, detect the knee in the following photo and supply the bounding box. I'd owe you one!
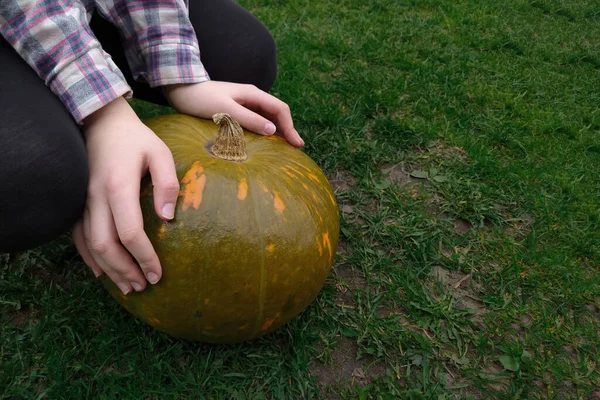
[216,25,278,92]
[0,123,88,252]
[197,12,279,92]
[245,27,278,92]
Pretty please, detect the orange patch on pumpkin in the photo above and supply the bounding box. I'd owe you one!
[327,190,337,206]
[180,162,206,211]
[181,162,204,183]
[204,298,210,305]
[261,318,275,331]
[258,181,269,192]
[266,243,276,252]
[273,192,285,214]
[315,212,324,223]
[147,317,160,326]
[316,237,323,256]
[307,172,321,183]
[323,232,333,261]
[291,160,315,174]
[286,165,305,178]
[265,135,284,141]
[238,178,248,200]
[281,166,296,179]
[158,223,167,239]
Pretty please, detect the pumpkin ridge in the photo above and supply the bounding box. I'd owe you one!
[194,248,210,331]
[248,178,268,336]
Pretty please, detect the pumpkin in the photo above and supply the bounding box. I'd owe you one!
[100,113,339,343]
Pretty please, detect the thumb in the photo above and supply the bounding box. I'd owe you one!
[148,144,180,221]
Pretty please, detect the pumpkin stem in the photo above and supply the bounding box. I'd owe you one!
[211,113,248,161]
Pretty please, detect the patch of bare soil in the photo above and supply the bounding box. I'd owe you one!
[462,388,486,400]
[5,307,39,328]
[588,390,600,399]
[37,267,69,288]
[309,337,387,391]
[334,264,367,308]
[453,219,473,234]
[503,214,534,240]
[336,240,349,258]
[329,170,356,191]
[426,140,468,159]
[381,163,422,187]
[375,302,405,319]
[582,304,600,329]
[430,266,486,323]
[477,362,510,393]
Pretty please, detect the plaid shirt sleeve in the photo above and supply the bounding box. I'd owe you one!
[95,0,210,88]
[0,0,133,124]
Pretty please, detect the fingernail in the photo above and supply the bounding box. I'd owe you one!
[147,272,160,284]
[264,122,276,135]
[162,203,175,220]
[117,282,131,295]
[131,282,144,292]
[92,269,102,278]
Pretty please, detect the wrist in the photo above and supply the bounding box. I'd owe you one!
[82,97,137,131]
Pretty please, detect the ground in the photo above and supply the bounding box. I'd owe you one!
[2,0,600,398]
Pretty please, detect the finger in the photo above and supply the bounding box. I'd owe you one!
[88,196,146,294]
[72,219,103,278]
[223,99,277,137]
[233,86,304,147]
[106,178,162,286]
[148,144,180,221]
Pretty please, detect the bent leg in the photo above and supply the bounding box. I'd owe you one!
[188,0,278,92]
[0,40,88,252]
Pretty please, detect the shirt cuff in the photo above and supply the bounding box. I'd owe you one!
[139,43,210,87]
[48,47,133,124]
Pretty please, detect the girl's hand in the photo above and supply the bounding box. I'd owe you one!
[71,97,180,295]
[162,81,304,147]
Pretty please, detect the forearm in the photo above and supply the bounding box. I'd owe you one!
[95,0,210,87]
[0,0,131,123]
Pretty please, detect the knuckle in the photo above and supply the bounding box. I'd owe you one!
[105,178,125,195]
[154,142,173,158]
[157,179,180,194]
[90,239,110,255]
[138,256,159,271]
[122,269,143,282]
[119,228,143,246]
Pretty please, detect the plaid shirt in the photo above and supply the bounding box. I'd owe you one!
[0,0,209,123]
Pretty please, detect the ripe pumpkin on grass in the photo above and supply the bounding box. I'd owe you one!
[100,113,340,344]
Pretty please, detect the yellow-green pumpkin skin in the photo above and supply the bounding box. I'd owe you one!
[100,114,339,344]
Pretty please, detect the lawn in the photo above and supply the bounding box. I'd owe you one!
[2,0,600,398]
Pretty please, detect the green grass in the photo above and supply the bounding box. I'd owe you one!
[2,0,600,398]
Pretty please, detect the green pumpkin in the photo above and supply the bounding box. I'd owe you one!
[100,113,339,343]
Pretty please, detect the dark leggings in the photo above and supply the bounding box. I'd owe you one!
[0,0,277,253]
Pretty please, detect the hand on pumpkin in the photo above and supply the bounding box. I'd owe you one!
[71,97,179,294]
[162,80,304,148]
